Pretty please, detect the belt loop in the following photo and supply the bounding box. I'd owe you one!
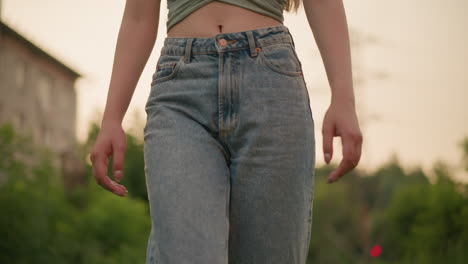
[184,38,193,63]
[246,31,257,57]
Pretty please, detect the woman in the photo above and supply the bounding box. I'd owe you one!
[90,0,363,263]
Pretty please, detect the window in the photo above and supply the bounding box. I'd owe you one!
[16,59,26,91]
[37,74,52,114]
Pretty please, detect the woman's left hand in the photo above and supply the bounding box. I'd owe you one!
[322,98,363,183]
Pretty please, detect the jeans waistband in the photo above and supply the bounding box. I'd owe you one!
[160,25,296,62]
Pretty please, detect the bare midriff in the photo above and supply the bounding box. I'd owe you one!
[166,1,283,38]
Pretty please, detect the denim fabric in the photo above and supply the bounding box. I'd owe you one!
[143,24,315,264]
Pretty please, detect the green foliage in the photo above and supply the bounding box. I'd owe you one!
[308,167,363,263]
[1,121,468,263]
[0,162,64,263]
[308,146,468,263]
[0,123,150,264]
[376,170,468,263]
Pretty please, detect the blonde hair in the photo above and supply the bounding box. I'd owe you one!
[284,0,302,13]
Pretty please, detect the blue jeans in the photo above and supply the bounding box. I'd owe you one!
[143,24,316,264]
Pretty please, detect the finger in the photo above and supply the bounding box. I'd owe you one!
[112,142,126,182]
[352,140,362,170]
[327,158,353,183]
[354,132,363,164]
[93,154,127,196]
[322,121,335,164]
[327,135,357,183]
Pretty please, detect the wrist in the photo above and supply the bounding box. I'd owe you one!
[101,117,123,128]
[331,93,356,108]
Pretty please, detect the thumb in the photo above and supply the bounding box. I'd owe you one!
[322,122,334,164]
[112,142,126,182]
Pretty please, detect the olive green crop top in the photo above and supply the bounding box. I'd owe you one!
[166,0,286,32]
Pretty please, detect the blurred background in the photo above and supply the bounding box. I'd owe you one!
[0,0,467,263]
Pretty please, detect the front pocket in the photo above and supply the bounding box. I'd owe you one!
[151,55,184,85]
[258,42,303,77]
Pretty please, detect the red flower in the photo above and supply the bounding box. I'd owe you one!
[370,245,382,257]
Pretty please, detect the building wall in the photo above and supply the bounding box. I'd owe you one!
[0,31,77,157]
[0,23,87,189]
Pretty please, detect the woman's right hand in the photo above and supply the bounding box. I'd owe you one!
[90,122,128,197]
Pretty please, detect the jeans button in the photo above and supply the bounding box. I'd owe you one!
[218,38,228,46]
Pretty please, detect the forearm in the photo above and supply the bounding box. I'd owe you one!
[303,0,355,106]
[102,2,159,126]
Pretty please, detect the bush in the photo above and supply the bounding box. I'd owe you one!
[0,123,151,263]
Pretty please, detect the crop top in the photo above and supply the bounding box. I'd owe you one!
[166,0,286,32]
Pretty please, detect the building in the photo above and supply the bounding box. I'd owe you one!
[0,20,86,191]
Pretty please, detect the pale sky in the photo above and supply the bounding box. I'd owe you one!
[2,0,467,181]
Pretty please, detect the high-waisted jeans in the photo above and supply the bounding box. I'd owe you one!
[143,24,316,264]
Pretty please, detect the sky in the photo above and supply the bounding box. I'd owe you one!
[2,0,467,181]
